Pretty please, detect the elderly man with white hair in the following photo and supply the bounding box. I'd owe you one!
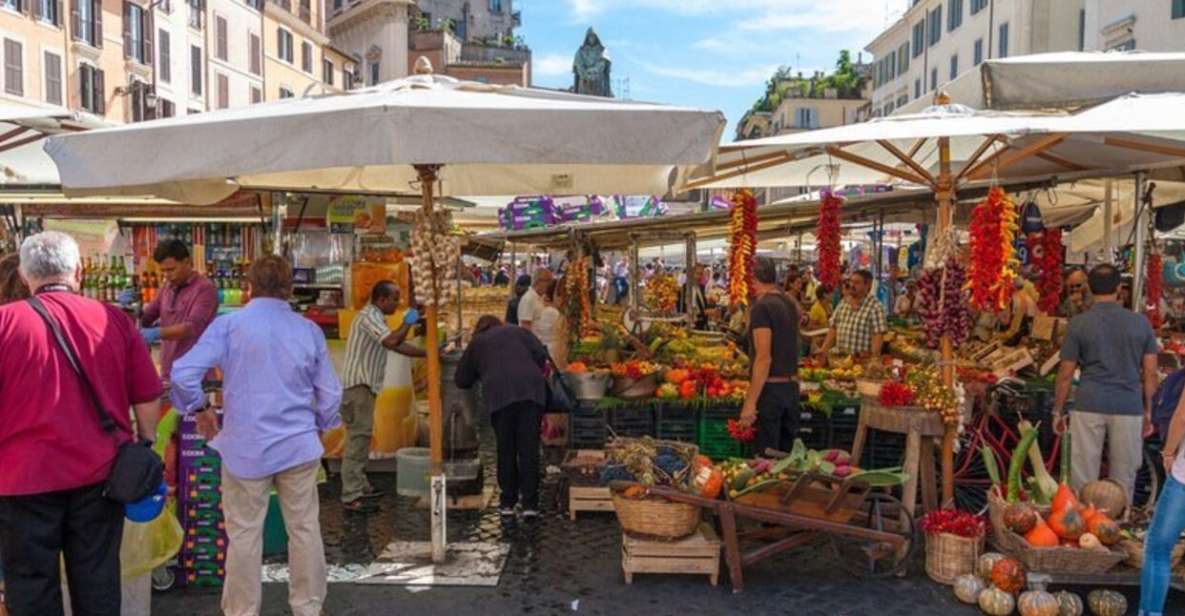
[0,231,162,616]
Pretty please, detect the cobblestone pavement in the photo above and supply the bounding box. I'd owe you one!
[154,428,1184,616]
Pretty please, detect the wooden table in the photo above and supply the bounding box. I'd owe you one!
[849,398,946,517]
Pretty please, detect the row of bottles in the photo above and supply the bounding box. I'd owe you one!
[206,260,251,292]
[82,256,147,303]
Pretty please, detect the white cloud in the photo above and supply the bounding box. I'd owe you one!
[533,53,571,78]
[566,0,900,30]
[638,61,780,88]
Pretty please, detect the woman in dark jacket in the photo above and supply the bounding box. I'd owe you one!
[455,315,549,518]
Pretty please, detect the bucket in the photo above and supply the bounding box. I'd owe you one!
[396,447,432,497]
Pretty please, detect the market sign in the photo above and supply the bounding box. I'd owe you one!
[498,195,609,231]
[327,196,386,235]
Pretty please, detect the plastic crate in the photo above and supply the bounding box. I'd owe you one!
[698,406,748,461]
[655,404,699,443]
[609,405,656,438]
[796,405,831,451]
[828,403,861,450]
[570,402,608,449]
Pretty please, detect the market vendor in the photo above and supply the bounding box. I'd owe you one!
[518,268,555,332]
[1059,269,1092,318]
[677,263,709,330]
[817,270,887,358]
[139,239,219,380]
[740,257,801,454]
[1052,263,1159,499]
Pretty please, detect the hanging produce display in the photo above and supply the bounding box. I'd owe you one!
[565,256,592,333]
[1146,251,1163,328]
[728,189,758,306]
[916,258,972,349]
[966,187,1019,311]
[1034,228,1064,315]
[645,273,680,313]
[408,209,461,307]
[816,189,842,291]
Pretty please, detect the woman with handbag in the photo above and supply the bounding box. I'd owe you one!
[455,315,550,519]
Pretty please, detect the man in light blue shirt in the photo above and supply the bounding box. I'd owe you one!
[171,255,341,616]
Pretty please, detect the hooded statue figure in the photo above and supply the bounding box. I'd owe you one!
[573,28,612,97]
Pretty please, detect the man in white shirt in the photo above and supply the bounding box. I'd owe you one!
[517,268,554,331]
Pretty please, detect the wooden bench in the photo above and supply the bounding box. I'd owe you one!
[621,524,721,586]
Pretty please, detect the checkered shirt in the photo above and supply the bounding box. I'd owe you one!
[830,294,887,355]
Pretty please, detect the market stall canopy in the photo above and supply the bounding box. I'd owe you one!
[1,103,106,187]
[688,96,1185,191]
[44,70,726,205]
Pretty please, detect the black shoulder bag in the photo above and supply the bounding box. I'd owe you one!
[543,348,577,414]
[28,296,164,504]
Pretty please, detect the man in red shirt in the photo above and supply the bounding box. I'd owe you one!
[0,231,162,616]
[139,239,219,381]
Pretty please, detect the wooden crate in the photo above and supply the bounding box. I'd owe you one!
[568,486,614,521]
[621,523,721,586]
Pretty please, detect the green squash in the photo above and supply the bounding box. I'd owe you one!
[1086,589,1126,616]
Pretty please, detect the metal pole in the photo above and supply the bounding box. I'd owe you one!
[685,232,697,328]
[1103,179,1114,264]
[936,131,956,508]
[1132,172,1148,312]
[415,164,447,564]
[629,234,640,311]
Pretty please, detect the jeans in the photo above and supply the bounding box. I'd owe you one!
[0,482,124,616]
[491,401,543,510]
[755,382,801,456]
[1140,476,1185,616]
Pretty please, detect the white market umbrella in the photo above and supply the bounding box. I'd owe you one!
[45,62,725,562]
[2,102,107,187]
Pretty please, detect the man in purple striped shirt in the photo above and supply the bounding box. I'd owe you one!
[171,255,341,616]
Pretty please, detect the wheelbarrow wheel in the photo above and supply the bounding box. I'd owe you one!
[828,492,916,579]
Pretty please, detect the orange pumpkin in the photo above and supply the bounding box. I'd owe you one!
[1024,518,1060,548]
[991,558,1026,594]
[1048,506,1086,541]
[1087,514,1121,546]
[1051,483,1078,515]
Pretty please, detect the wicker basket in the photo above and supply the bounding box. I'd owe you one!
[925,532,985,585]
[612,492,700,540]
[986,490,1124,575]
[1118,537,1185,570]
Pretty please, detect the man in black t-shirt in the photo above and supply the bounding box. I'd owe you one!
[741,257,801,454]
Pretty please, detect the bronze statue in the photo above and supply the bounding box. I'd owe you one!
[573,28,612,97]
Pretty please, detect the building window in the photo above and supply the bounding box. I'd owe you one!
[279,86,294,99]
[927,7,942,46]
[1077,9,1086,50]
[973,38,983,66]
[187,0,202,29]
[897,94,908,108]
[1175,0,1185,19]
[157,98,174,117]
[298,0,310,23]
[215,16,228,60]
[35,0,61,26]
[156,29,171,82]
[911,21,925,59]
[79,63,104,113]
[970,0,986,15]
[489,0,501,12]
[3,39,22,96]
[343,68,354,90]
[332,0,340,10]
[190,44,201,94]
[123,2,150,64]
[277,28,293,63]
[217,73,228,108]
[1109,39,1136,51]
[323,58,334,85]
[131,80,150,122]
[1,0,20,12]
[949,54,958,79]
[250,86,261,103]
[898,42,909,74]
[930,67,937,92]
[914,78,921,100]
[301,41,312,73]
[369,60,379,85]
[73,0,102,47]
[249,33,261,75]
[44,51,62,104]
[947,0,962,31]
[998,22,1009,58]
[795,107,817,129]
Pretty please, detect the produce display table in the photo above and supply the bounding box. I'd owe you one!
[850,398,944,517]
[649,483,914,593]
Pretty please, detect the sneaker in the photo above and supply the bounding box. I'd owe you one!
[498,507,517,517]
[521,509,540,519]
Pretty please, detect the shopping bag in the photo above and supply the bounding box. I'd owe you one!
[119,510,183,580]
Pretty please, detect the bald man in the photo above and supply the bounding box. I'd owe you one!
[1061,270,1092,318]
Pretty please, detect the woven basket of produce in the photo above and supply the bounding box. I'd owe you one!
[987,490,1123,575]
[1118,537,1185,570]
[925,532,985,585]
[612,486,700,540]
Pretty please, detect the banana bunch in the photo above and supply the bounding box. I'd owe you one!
[409,210,461,307]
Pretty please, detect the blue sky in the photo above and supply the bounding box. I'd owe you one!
[518,0,908,142]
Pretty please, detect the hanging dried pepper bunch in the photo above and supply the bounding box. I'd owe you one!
[965,187,1019,311]
[1147,251,1164,328]
[1035,228,1064,315]
[565,256,593,334]
[917,258,972,349]
[816,189,843,291]
[728,189,758,306]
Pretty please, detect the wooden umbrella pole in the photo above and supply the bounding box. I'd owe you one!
[416,164,445,471]
[935,133,957,508]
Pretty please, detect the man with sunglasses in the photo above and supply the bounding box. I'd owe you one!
[1060,269,1092,319]
[139,239,219,381]
[818,270,887,359]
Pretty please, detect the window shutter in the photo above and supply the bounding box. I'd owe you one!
[122,3,131,58]
[32,0,41,20]
[55,0,62,25]
[94,68,105,114]
[144,10,153,66]
[71,0,81,41]
[94,0,102,48]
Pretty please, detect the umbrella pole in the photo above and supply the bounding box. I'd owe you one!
[935,134,956,508]
[416,164,447,564]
